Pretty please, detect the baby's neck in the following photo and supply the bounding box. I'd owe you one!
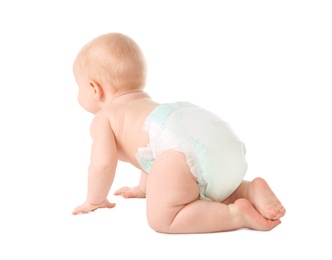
[110,90,150,103]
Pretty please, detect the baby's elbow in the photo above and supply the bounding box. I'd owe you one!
[89,163,116,175]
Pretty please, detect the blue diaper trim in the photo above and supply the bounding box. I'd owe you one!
[146,102,194,126]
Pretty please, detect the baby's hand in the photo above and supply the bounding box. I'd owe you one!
[114,186,146,198]
[72,199,116,215]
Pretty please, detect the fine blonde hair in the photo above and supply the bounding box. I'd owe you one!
[76,32,147,91]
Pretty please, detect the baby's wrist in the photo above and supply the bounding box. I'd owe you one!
[137,186,146,195]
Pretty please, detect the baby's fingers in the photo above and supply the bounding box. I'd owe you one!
[119,187,146,198]
[72,200,115,215]
[72,205,90,215]
[114,187,131,196]
[104,201,116,209]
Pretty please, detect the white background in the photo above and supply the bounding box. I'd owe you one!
[0,1,331,259]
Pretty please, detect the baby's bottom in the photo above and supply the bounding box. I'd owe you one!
[146,150,286,234]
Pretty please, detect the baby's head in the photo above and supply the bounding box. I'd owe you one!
[74,32,147,94]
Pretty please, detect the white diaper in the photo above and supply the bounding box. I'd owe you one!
[136,102,247,202]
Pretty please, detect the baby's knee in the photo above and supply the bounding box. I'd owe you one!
[146,210,170,233]
[146,205,178,233]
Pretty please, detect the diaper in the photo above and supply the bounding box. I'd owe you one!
[135,102,247,201]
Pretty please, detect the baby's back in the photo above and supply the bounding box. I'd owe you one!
[106,92,159,168]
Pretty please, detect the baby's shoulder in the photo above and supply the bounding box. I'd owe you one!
[90,109,112,129]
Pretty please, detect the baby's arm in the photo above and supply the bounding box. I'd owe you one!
[114,171,147,198]
[72,113,118,214]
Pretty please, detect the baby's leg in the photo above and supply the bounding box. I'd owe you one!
[146,150,281,234]
[222,178,286,220]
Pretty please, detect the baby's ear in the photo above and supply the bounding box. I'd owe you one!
[89,80,103,101]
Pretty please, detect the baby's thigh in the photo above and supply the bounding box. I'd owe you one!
[146,150,199,226]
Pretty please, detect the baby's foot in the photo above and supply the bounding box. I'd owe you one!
[234,198,281,231]
[248,177,286,220]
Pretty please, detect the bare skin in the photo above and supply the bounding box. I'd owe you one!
[116,150,285,233]
[71,32,286,234]
[223,177,285,220]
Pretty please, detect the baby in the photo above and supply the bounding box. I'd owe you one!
[72,32,286,234]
